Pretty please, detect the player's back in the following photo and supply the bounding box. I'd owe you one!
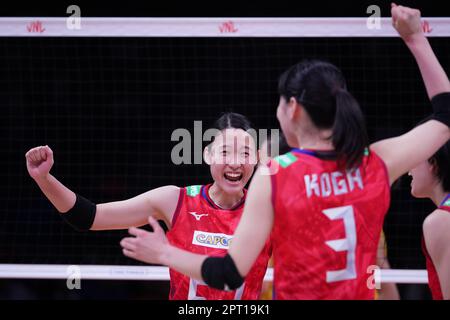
[270,148,390,299]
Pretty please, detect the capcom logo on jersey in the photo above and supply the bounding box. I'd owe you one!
[192,231,233,249]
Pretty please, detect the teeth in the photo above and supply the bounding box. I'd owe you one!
[224,172,242,181]
[226,173,241,177]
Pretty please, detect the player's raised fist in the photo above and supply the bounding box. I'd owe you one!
[25,145,54,180]
[391,3,423,41]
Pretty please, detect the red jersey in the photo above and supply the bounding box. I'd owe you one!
[166,184,272,300]
[422,194,450,300]
[269,148,390,299]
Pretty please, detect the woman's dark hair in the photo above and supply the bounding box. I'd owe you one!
[431,141,450,192]
[277,60,369,169]
[207,112,254,148]
[417,117,450,192]
[212,112,252,131]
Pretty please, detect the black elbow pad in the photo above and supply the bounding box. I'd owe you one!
[60,194,97,232]
[431,92,450,127]
[201,254,244,291]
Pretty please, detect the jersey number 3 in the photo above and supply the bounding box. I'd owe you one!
[323,205,357,283]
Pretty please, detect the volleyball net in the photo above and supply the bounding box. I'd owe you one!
[2,17,450,293]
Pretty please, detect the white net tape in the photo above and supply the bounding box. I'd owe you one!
[0,265,427,284]
[0,17,449,37]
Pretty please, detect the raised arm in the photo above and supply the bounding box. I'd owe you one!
[371,4,450,185]
[92,185,179,230]
[390,4,450,99]
[25,145,180,231]
[225,168,273,276]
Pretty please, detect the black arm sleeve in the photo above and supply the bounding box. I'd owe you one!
[431,92,450,127]
[201,254,244,291]
[60,194,97,232]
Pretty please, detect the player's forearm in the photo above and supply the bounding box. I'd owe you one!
[405,34,450,99]
[33,174,76,213]
[160,244,206,281]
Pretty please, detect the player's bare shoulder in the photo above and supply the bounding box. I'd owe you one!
[424,208,450,231]
[147,185,181,226]
[423,208,450,251]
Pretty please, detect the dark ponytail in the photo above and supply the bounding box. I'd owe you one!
[278,60,368,169]
[333,89,368,169]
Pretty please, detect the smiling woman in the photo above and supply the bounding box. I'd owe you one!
[25,112,272,300]
[204,127,257,200]
[160,113,272,299]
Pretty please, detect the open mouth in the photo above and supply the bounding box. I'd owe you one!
[224,172,243,182]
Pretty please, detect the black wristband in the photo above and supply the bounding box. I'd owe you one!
[60,194,96,232]
[431,92,450,127]
[201,254,244,291]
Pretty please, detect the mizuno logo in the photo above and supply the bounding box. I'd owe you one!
[189,212,209,221]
